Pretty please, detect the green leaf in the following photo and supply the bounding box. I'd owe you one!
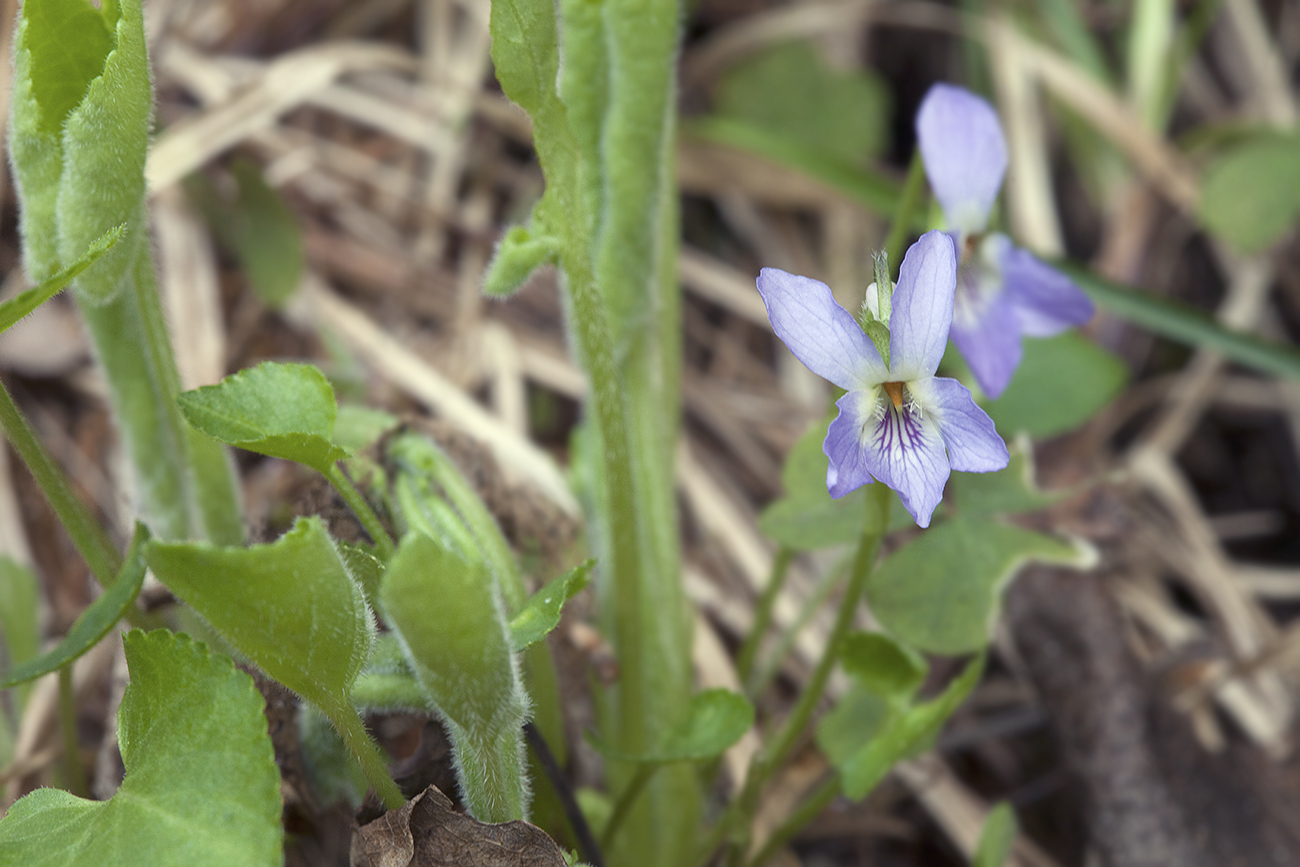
[0,629,282,866]
[510,559,595,651]
[985,333,1127,439]
[599,689,755,763]
[760,420,914,549]
[380,531,529,822]
[815,685,889,766]
[840,632,928,703]
[716,41,889,164]
[177,361,350,473]
[146,517,373,714]
[1061,261,1300,382]
[946,440,1060,516]
[974,802,1018,867]
[868,517,1085,655]
[332,405,398,454]
[483,225,560,297]
[1198,133,1300,253]
[22,0,114,135]
[1,524,149,689]
[839,655,984,800]
[0,225,123,333]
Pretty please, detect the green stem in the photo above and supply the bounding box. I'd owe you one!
[882,149,928,279]
[329,703,404,810]
[736,547,793,691]
[0,378,120,585]
[58,665,87,798]
[602,763,660,851]
[746,773,840,867]
[326,464,396,562]
[714,486,889,867]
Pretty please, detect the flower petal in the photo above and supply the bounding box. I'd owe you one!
[999,243,1095,337]
[888,231,956,381]
[861,402,951,528]
[757,268,885,390]
[916,377,1009,473]
[824,389,879,498]
[951,266,1022,399]
[916,84,1008,235]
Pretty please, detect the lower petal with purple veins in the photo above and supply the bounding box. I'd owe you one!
[823,389,879,499]
[999,244,1095,337]
[860,401,950,528]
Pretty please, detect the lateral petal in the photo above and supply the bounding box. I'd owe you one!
[824,389,879,499]
[757,268,885,390]
[951,268,1022,399]
[916,377,1009,473]
[999,243,1095,337]
[916,84,1008,236]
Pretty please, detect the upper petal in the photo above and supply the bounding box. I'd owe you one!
[998,243,1096,337]
[861,403,950,528]
[888,231,956,380]
[916,84,1007,236]
[757,268,886,390]
[915,377,1009,473]
[824,389,879,499]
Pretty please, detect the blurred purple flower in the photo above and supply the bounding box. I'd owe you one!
[916,83,1095,398]
[757,231,1008,528]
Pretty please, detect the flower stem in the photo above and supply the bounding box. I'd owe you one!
[736,547,792,692]
[602,763,660,851]
[58,665,88,798]
[883,149,928,279]
[329,703,405,810]
[326,463,396,562]
[746,773,840,867]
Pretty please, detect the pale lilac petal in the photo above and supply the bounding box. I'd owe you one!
[999,244,1095,337]
[917,377,1009,473]
[757,268,886,390]
[824,389,878,499]
[888,231,956,381]
[861,402,950,528]
[951,267,1022,399]
[916,84,1007,235]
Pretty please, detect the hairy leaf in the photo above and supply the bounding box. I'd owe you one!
[0,226,122,333]
[483,226,559,297]
[177,361,349,473]
[0,629,281,866]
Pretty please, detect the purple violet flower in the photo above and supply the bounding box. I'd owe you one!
[757,231,1009,528]
[916,83,1095,398]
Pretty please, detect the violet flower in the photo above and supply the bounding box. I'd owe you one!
[916,83,1095,398]
[757,231,1009,528]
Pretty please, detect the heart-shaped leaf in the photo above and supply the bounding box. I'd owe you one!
[1198,133,1300,254]
[1,524,149,689]
[598,689,755,763]
[0,629,281,866]
[177,361,349,474]
[839,632,928,704]
[985,334,1127,440]
[867,517,1087,655]
[510,559,595,651]
[975,802,1018,867]
[333,405,399,455]
[815,685,889,767]
[146,516,372,714]
[946,440,1061,516]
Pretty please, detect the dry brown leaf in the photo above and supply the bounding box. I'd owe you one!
[350,786,568,867]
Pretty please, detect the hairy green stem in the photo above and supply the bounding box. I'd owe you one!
[0,379,120,585]
[736,547,793,691]
[57,665,87,798]
[326,464,396,561]
[329,704,404,810]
